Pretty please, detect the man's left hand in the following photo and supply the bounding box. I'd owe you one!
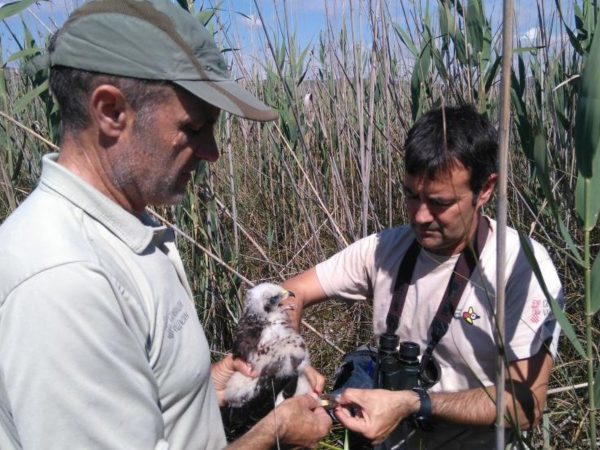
[211,354,257,407]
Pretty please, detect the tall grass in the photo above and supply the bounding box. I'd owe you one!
[1,0,599,448]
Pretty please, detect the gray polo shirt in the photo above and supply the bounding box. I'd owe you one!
[0,154,227,449]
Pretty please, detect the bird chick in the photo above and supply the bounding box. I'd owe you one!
[222,283,312,439]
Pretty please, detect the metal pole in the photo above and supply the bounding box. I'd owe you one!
[496,0,514,449]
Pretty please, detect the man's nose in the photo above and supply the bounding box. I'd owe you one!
[413,201,434,224]
[195,132,220,162]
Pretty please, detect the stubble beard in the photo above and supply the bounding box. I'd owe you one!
[111,142,187,211]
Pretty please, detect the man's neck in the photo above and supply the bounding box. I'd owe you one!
[58,136,143,217]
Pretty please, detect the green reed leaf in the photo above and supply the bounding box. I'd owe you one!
[574,9,600,233]
[392,23,418,57]
[575,26,600,179]
[519,233,586,360]
[12,79,48,115]
[595,365,600,406]
[0,0,44,21]
[533,134,582,263]
[575,170,600,231]
[466,0,485,58]
[592,254,600,314]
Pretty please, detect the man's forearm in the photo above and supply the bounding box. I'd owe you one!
[226,413,279,450]
[430,386,496,426]
[430,383,543,429]
[430,350,552,429]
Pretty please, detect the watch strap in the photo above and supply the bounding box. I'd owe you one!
[412,387,432,421]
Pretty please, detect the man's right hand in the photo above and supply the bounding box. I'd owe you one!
[334,388,420,444]
[282,267,328,330]
[271,394,332,448]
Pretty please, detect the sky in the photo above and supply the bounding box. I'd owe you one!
[0,0,576,68]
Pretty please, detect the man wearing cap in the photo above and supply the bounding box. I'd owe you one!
[0,1,331,449]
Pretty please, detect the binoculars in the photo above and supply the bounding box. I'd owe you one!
[375,332,440,391]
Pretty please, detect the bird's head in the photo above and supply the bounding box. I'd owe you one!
[243,283,295,315]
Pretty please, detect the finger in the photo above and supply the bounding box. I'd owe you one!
[314,419,333,443]
[303,366,326,393]
[211,353,231,371]
[280,297,298,317]
[288,310,302,330]
[314,407,333,429]
[231,357,257,377]
[334,406,367,432]
[297,393,320,410]
[313,404,332,419]
[317,416,333,437]
[336,388,363,406]
[282,297,303,329]
[210,355,233,383]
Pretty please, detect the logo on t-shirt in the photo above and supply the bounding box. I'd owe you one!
[461,306,480,325]
[164,300,190,339]
[530,299,543,323]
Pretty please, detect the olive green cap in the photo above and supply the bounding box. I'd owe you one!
[49,0,278,122]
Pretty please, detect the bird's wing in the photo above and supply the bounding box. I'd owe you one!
[232,313,268,362]
[255,333,309,376]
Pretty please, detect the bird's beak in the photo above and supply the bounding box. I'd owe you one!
[268,290,295,308]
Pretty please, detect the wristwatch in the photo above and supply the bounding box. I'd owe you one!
[412,387,432,422]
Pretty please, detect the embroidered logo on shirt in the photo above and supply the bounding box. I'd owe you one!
[164,300,190,339]
[530,299,542,323]
[462,306,480,325]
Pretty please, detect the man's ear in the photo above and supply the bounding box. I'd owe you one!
[476,173,498,208]
[89,84,131,138]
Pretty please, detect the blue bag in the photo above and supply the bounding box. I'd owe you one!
[331,345,377,395]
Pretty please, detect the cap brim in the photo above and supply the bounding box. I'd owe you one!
[175,79,278,122]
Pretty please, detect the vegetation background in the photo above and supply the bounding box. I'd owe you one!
[1,0,599,448]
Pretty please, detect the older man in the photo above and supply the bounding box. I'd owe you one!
[284,105,562,449]
[0,1,331,449]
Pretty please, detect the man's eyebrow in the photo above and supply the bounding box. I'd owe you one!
[427,193,462,204]
[185,104,220,123]
[186,112,217,127]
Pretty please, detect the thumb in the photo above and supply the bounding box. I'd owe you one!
[337,388,363,406]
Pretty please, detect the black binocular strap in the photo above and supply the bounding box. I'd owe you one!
[385,216,490,371]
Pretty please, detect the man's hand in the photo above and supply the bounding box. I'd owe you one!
[282,267,328,330]
[334,388,419,444]
[211,354,256,407]
[279,292,304,330]
[226,393,332,449]
[271,394,333,448]
[303,365,326,394]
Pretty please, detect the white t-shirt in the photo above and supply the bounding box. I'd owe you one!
[316,218,563,394]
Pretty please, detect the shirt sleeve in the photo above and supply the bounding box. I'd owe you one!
[504,238,564,361]
[0,262,170,450]
[315,234,377,301]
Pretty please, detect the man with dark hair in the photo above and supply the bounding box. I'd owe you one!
[284,105,562,448]
[0,1,331,449]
